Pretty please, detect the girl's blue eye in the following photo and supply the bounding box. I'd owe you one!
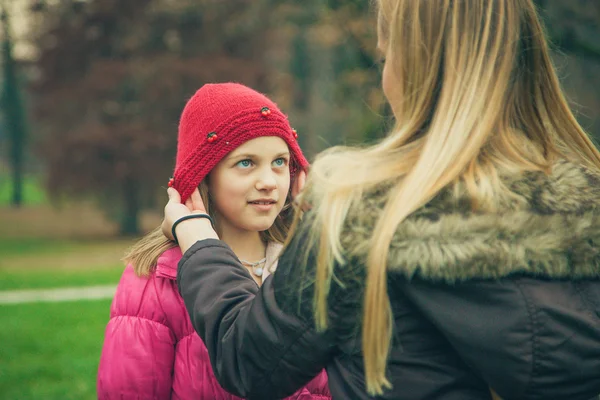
[273,158,287,167]
[237,159,252,168]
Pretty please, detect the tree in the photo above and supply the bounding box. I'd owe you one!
[267,0,388,157]
[31,0,272,235]
[27,0,599,238]
[1,4,28,207]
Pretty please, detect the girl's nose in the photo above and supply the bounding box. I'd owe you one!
[255,169,278,191]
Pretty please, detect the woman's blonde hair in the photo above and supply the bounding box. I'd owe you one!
[293,0,600,395]
[124,180,294,276]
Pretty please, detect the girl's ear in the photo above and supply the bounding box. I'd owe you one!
[291,169,307,199]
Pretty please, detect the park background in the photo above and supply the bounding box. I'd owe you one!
[0,0,599,398]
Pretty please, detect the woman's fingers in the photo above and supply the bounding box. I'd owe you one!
[190,188,208,213]
[167,187,181,203]
[163,188,218,250]
[163,187,193,240]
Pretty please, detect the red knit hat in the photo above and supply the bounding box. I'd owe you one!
[171,83,309,202]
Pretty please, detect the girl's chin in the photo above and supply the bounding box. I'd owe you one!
[252,223,277,232]
[246,218,278,232]
[220,210,281,233]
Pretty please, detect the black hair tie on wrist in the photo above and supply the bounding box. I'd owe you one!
[171,213,215,245]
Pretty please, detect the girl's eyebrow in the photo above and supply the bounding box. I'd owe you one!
[228,151,290,161]
[227,153,257,161]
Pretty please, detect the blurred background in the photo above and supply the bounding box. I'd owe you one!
[0,0,598,398]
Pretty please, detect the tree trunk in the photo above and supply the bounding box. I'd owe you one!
[120,177,140,236]
[306,33,335,156]
[2,7,26,208]
[10,140,23,207]
[290,31,312,157]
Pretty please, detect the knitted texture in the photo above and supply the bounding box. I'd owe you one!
[172,83,309,202]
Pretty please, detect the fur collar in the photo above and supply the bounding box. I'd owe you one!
[341,160,600,282]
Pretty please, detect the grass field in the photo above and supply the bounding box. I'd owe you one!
[0,239,133,290]
[0,300,112,400]
[0,239,125,399]
[0,266,124,291]
[0,179,163,399]
[0,235,125,399]
[0,237,132,291]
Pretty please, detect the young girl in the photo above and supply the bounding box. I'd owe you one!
[97,83,330,399]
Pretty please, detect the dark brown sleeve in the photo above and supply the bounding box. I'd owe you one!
[177,238,334,400]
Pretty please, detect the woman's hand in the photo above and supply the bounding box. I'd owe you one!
[162,187,218,252]
[162,187,206,236]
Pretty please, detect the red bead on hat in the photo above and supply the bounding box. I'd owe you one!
[207,132,218,143]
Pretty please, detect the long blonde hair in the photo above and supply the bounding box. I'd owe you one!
[125,180,294,276]
[293,0,600,395]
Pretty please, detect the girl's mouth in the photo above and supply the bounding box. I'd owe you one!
[248,199,277,211]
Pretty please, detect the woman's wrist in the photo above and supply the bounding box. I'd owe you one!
[175,218,219,253]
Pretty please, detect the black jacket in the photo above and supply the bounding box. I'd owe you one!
[177,160,600,399]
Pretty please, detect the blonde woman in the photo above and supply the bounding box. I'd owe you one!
[164,1,600,399]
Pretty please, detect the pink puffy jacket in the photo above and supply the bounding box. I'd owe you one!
[97,246,330,400]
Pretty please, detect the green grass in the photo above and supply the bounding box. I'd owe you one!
[0,299,112,400]
[0,238,131,290]
[0,232,133,397]
[0,238,80,258]
[0,266,124,291]
[0,175,47,206]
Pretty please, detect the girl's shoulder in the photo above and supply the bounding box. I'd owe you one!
[155,246,183,281]
[111,260,184,327]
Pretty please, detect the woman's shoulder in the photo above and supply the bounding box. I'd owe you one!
[342,160,600,283]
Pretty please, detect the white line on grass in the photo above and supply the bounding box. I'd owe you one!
[0,285,117,304]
